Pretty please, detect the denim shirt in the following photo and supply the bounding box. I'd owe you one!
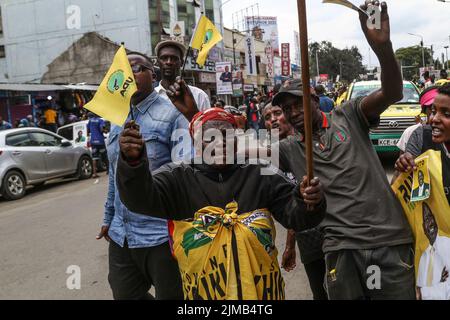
[103,91,191,248]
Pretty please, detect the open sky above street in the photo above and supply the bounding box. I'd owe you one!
[222,0,450,67]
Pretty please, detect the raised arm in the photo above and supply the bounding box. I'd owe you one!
[116,121,178,219]
[358,2,403,123]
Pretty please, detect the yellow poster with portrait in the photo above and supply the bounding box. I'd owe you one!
[392,150,450,300]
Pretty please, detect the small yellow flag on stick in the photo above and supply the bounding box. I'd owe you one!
[84,45,137,126]
[190,15,223,67]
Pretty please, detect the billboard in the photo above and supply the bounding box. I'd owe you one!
[245,36,258,76]
[281,43,291,77]
[232,69,243,97]
[216,62,233,95]
[265,42,274,79]
[245,16,280,54]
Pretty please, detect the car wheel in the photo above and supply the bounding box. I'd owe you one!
[1,170,26,200]
[77,156,93,180]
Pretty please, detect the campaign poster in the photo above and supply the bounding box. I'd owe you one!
[245,16,280,54]
[216,62,233,95]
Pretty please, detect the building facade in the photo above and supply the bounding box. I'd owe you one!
[0,0,223,84]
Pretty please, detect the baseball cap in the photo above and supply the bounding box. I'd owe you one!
[155,40,186,58]
[272,79,304,106]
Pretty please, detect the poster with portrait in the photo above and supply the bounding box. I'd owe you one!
[392,150,450,300]
[215,62,233,95]
[73,124,87,145]
[245,16,280,54]
[411,156,431,202]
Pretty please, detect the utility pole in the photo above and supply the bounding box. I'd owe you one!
[315,50,320,77]
[445,46,449,70]
[156,0,162,43]
[408,33,425,68]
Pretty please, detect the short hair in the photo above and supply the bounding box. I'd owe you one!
[440,69,448,79]
[314,85,325,95]
[127,51,153,67]
[438,83,450,97]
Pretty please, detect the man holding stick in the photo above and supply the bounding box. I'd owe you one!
[274,1,415,299]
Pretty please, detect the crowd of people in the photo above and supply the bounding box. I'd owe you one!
[93,2,450,301]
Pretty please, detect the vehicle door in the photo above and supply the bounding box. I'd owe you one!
[5,132,47,181]
[29,132,75,177]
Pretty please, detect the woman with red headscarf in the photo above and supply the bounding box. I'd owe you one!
[115,102,326,300]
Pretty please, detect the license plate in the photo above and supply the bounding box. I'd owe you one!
[378,139,399,146]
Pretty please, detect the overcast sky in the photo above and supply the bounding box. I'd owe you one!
[222,0,450,67]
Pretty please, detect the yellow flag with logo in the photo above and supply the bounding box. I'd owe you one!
[392,150,450,293]
[169,201,285,300]
[83,45,137,126]
[190,15,223,67]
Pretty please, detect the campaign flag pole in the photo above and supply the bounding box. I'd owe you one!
[297,0,314,184]
[181,15,223,79]
[121,41,135,122]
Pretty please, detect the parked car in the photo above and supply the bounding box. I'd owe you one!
[345,80,421,152]
[0,127,93,200]
[57,120,110,172]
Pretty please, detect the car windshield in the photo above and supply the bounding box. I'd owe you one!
[350,83,420,104]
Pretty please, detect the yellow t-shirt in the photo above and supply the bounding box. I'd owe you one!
[44,109,57,124]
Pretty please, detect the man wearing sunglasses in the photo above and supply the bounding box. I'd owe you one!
[154,40,210,112]
[96,51,191,300]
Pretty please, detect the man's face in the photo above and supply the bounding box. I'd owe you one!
[430,93,450,144]
[422,204,438,245]
[225,66,229,72]
[280,94,321,134]
[418,171,424,186]
[263,106,293,140]
[200,121,236,169]
[158,46,182,80]
[128,55,154,103]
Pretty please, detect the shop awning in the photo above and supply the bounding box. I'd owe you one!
[0,83,98,92]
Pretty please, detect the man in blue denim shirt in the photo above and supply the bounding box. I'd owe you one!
[96,51,190,300]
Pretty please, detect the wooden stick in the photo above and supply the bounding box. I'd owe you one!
[181,47,191,80]
[297,0,314,183]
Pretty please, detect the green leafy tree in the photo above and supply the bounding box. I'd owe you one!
[395,46,432,80]
[309,41,366,82]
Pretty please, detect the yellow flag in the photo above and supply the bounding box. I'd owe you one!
[190,15,223,67]
[84,45,137,126]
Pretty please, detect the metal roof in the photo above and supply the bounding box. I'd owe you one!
[0,83,98,92]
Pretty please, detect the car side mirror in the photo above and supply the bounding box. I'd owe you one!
[61,140,72,147]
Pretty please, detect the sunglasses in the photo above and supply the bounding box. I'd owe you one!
[131,64,153,74]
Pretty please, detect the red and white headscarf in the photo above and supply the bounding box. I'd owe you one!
[189,108,237,138]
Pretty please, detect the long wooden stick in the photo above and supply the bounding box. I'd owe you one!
[297,0,314,183]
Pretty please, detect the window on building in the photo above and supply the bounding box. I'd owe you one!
[205,0,214,22]
[149,0,171,54]
[0,7,3,37]
[0,46,5,59]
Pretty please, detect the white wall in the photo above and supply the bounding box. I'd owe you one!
[0,0,151,83]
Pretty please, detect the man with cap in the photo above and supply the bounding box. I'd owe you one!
[272,2,415,300]
[154,40,210,112]
[115,107,326,300]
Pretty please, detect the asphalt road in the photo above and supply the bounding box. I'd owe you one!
[0,153,398,300]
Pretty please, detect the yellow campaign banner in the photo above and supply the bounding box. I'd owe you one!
[392,150,450,299]
[169,201,285,300]
[190,15,223,67]
[83,45,137,126]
